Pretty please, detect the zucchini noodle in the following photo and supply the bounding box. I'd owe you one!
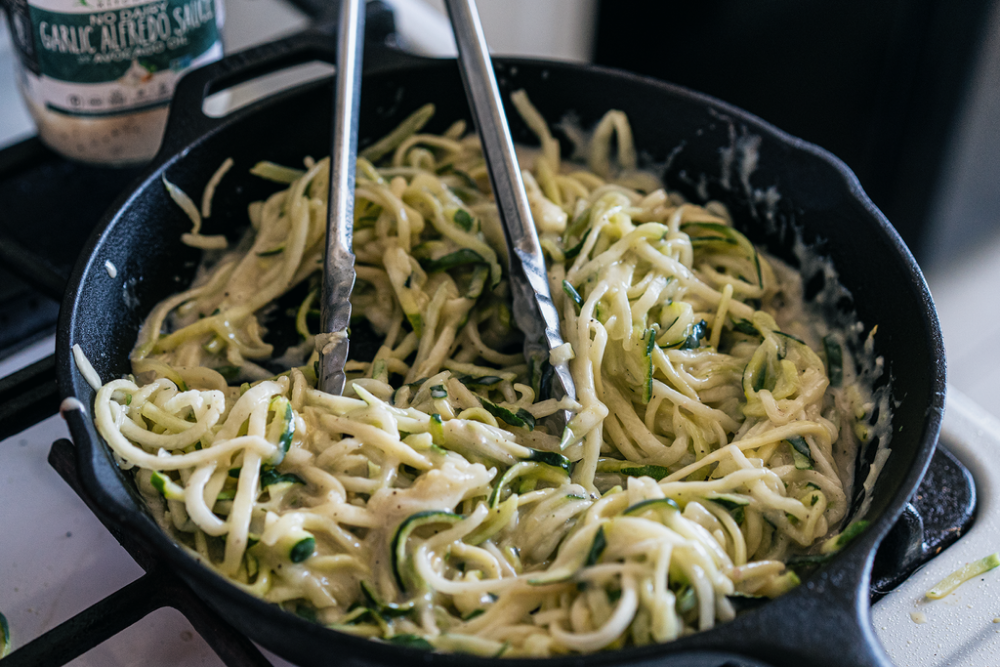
[90,96,882,657]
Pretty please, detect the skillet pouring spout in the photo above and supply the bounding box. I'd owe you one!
[57,28,944,667]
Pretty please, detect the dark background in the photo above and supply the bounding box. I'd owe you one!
[592,0,995,263]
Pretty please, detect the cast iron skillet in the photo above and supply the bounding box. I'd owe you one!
[57,29,945,667]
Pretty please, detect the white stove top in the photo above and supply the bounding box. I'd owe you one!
[2,3,998,664]
[872,389,1000,666]
[1,335,998,666]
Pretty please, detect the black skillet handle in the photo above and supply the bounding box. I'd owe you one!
[870,502,926,600]
[871,445,977,599]
[158,30,335,158]
[786,540,896,667]
[714,533,895,667]
[156,0,405,161]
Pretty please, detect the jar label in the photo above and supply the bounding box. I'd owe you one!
[5,0,222,117]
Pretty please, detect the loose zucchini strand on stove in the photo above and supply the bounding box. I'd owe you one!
[90,93,875,657]
[925,552,1000,600]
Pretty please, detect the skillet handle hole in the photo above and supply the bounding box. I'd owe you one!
[202,61,336,118]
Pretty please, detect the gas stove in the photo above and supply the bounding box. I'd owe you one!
[1,2,998,666]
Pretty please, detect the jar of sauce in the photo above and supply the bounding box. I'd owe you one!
[3,0,224,166]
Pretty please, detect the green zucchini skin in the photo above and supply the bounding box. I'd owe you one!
[478,397,536,431]
[264,397,296,467]
[823,335,844,387]
[584,526,607,566]
[150,471,185,501]
[703,493,750,509]
[387,634,434,650]
[254,527,316,564]
[624,498,681,516]
[562,280,584,311]
[488,461,570,508]
[391,511,463,592]
[784,436,814,470]
[277,400,295,452]
[359,581,416,618]
[642,328,655,403]
[289,536,315,563]
[563,228,591,261]
[596,458,670,481]
[420,248,485,274]
[260,469,305,489]
[675,585,697,615]
[457,374,503,387]
[524,449,571,473]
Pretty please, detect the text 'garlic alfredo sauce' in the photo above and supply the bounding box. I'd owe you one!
[3,0,223,165]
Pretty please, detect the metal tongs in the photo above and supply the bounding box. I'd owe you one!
[445,0,578,435]
[322,0,576,437]
[319,0,365,395]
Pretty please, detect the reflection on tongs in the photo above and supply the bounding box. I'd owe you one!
[444,0,579,446]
